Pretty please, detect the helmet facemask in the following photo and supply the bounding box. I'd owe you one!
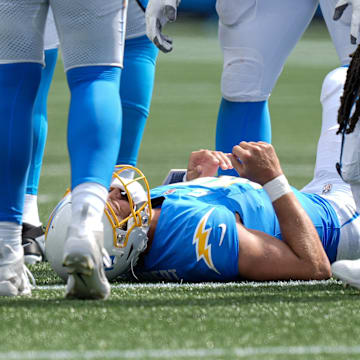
[104,165,153,278]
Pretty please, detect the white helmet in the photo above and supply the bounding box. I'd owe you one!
[45,165,152,281]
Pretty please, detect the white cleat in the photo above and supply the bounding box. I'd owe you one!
[331,259,360,289]
[62,225,110,300]
[0,244,34,297]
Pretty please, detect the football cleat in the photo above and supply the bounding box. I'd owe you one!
[331,259,360,289]
[62,224,111,300]
[0,244,34,297]
[22,223,45,265]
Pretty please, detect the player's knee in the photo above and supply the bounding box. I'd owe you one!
[67,66,121,90]
[221,47,268,102]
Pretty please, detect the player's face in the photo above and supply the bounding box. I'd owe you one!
[107,187,131,220]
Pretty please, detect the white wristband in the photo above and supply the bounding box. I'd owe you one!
[263,174,292,202]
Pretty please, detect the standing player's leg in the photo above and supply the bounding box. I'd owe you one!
[0,0,48,296]
[117,34,158,176]
[216,0,319,175]
[23,48,58,264]
[22,9,59,264]
[51,0,127,299]
[320,0,358,66]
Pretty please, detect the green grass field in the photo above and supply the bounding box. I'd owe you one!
[1,18,360,360]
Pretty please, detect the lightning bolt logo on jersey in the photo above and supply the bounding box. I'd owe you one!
[193,208,220,274]
[135,176,340,282]
[136,177,242,282]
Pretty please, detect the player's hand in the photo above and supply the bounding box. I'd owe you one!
[229,142,283,185]
[186,149,233,181]
[145,0,180,53]
[334,0,360,44]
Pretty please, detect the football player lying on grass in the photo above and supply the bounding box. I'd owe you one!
[46,66,360,284]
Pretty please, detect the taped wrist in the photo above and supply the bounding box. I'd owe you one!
[263,174,292,202]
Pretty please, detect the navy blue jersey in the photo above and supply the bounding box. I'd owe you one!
[136,176,340,282]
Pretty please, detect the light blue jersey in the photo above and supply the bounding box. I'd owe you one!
[136,176,340,282]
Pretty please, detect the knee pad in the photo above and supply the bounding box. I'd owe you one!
[216,0,256,26]
[221,46,267,102]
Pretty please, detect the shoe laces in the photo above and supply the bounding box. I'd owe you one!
[23,265,36,289]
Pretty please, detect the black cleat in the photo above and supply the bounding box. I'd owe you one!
[22,223,45,265]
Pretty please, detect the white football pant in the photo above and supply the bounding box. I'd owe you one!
[216,0,357,102]
[302,67,360,261]
[0,0,127,71]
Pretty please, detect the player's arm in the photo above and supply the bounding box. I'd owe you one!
[334,0,360,44]
[235,194,331,281]
[230,142,331,280]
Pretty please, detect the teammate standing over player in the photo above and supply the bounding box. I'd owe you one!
[145,0,359,175]
[117,0,159,176]
[21,0,159,264]
[0,1,127,299]
[21,8,59,265]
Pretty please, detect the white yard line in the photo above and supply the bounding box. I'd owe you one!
[1,346,360,359]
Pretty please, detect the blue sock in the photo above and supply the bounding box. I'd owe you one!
[216,99,271,176]
[26,48,58,195]
[0,63,42,223]
[117,35,158,166]
[67,66,122,189]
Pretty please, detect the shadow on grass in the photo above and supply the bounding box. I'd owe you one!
[0,282,358,308]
